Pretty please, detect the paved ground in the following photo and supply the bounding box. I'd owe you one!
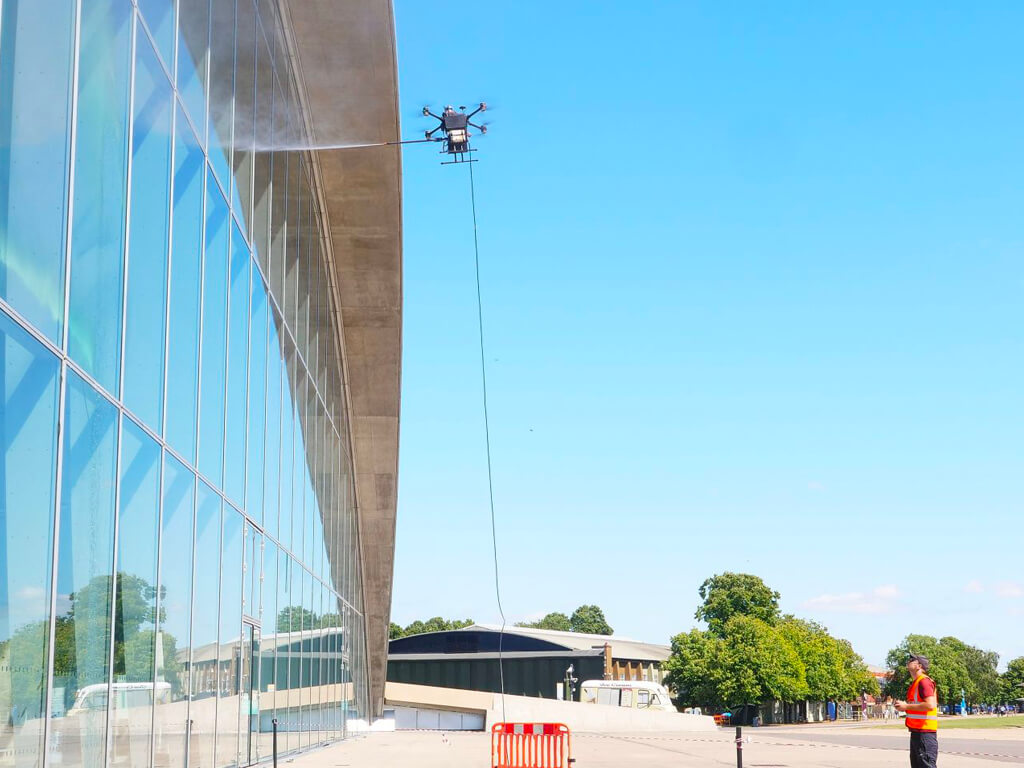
[287,724,1024,768]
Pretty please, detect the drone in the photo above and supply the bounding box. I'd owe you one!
[421,103,487,164]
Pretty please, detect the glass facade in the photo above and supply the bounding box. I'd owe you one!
[0,2,369,767]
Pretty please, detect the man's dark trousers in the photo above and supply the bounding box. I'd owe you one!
[910,731,938,768]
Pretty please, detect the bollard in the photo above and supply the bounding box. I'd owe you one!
[272,718,279,768]
[735,725,743,768]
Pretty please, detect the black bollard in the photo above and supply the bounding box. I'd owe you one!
[272,718,279,768]
[735,725,743,768]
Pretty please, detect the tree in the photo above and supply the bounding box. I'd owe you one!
[389,622,406,640]
[665,616,806,708]
[1000,657,1024,703]
[695,572,780,636]
[941,637,1000,704]
[277,605,318,633]
[884,635,972,706]
[395,617,474,637]
[516,612,572,631]
[777,618,877,701]
[569,605,613,635]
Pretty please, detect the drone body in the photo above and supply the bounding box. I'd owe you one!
[422,103,487,164]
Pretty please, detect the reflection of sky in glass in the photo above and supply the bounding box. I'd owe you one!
[0,0,75,344]
[166,106,205,460]
[124,30,173,430]
[198,170,229,486]
[1,0,367,750]
[67,2,132,393]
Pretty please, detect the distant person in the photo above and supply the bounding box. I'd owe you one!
[895,654,939,768]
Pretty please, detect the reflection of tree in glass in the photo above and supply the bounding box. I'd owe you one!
[277,605,317,633]
[8,573,183,711]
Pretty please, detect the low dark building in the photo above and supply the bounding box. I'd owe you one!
[387,625,670,700]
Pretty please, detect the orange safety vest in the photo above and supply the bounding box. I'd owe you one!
[905,674,938,732]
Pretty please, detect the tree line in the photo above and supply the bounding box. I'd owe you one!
[389,604,615,640]
[665,573,878,709]
[666,572,1024,711]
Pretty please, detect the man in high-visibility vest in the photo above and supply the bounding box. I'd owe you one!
[895,654,939,768]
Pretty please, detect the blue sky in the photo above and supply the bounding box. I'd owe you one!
[389,1,1024,668]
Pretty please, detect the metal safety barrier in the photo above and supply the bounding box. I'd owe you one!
[491,722,574,768]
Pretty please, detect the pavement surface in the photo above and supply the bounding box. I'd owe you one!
[286,724,1024,768]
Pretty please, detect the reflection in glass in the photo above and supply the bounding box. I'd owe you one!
[262,312,283,541]
[138,0,176,73]
[232,0,257,236]
[177,0,210,143]
[66,1,132,393]
[165,107,205,460]
[0,311,60,766]
[154,454,195,768]
[217,507,243,767]
[199,171,229,486]
[0,0,75,344]
[51,372,119,766]
[246,269,268,526]
[208,0,236,196]
[190,483,220,768]
[124,30,174,430]
[224,225,250,506]
[252,27,274,274]
[111,419,161,765]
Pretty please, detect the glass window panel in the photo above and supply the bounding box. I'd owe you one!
[0,0,75,344]
[199,170,229,486]
[274,549,288,693]
[252,27,273,274]
[111,418,161,765]
[246,267,267,525]
[154,453,194,768]
[243,524,261,621]
[232,0,256,237]
[208,0,236,195]
[258,541,276,759]
[176,0,209,143]
[278,339,294,554]
[51,371,119,766]
[292,377,306,565]
[165,106,204,460]
[124,30,174,430]
[138,0,175,74]
[295,200,310,362]
[190,483,220,768]
[284,156,300,338]
[0,311,59,765]
[223,225,249,505]
[66,1,132,392]
[217,506,243,768]
[268,89,286,302]
[262,310,283,541]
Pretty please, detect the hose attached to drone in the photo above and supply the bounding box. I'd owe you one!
[468,160,507,723]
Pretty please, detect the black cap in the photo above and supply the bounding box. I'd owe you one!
[908,654,930,672]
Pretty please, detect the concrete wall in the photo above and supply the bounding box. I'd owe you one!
[384,683,718,734]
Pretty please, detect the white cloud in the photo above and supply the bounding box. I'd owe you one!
[995,582,1024,599]
[803,585,901,615]
[964,580,984,594]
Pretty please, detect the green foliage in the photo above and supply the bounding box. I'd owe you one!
[884,635,999,705]
[666,575,874,708]
[516,612,572,632]
[277,605,319,633]
[391,617,475,638]
[695,572,780,636]
[1001,657,1024,703]
[569,605,613,635]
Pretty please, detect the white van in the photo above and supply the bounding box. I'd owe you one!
[67,682,171,715]
[579,680,675,713]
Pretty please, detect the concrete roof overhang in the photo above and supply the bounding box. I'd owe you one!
[279,0,402,717]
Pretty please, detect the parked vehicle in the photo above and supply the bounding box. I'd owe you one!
[579,680,675,713]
